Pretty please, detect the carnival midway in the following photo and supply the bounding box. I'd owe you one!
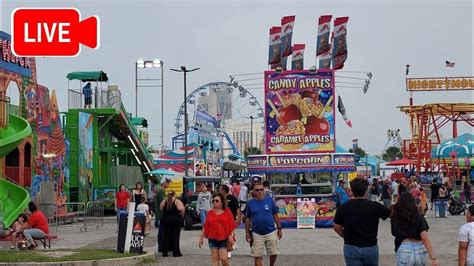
[0,2,473,266]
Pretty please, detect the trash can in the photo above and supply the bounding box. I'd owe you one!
[434,199,447,218]
[117,211,146,253]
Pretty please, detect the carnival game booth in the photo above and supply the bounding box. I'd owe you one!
[248,69,355,228]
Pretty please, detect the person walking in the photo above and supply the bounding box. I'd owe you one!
[115,184,130,226]
[429,179,440,210]
[155,177,172,252]
[333,178,391,265]
[160,191,185,257]
[392,179,399,202]
[391,192,438,265]
[335,179,350,207]
[438,184,447,200]
[370,178,380,201]
[137,196,151,235]
[239,181,249,213]
[381,178,393,208]
[132,181,147,210]
[458,205,474,266]
[463,181,472,204]
[219,185,240,259]
[245,183,282,266]
[233,180,241,199]
[198,192,235,266]
[22,202,49,249]
[420,187,428,215]
[197,184,212,226]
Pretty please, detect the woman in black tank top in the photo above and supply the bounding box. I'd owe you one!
[160,191,185,257]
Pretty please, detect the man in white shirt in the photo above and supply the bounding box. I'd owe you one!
[239,182,249,212]
[196,184,212,226]
[459,205,474,266]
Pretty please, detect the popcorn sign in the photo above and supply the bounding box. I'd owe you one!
[11,8,100,57]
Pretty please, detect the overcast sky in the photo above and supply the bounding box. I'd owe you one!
[2,0,473,155]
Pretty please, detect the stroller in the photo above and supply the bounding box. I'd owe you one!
[448,194,467,215]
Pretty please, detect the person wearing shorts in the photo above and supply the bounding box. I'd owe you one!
[245,183,282,266]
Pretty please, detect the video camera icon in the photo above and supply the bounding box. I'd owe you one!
[12,8,100,57]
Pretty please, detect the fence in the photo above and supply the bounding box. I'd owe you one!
[81,201,106,232]
[68,88,122,111]
[39,202,86,232]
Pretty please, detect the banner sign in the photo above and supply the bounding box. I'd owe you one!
[297,198,316,229]
[291,44,305,70]
[247,155,268,167]
[276,197,297,227]
[0,31,32,77]
[406,77,474,91]
[332,17,349,70]
[280,16,295,58]
[316,15,332,56]
[264,70,335,154]
[268,27,281,65]
[269,154,331,166]
[333,154,355,165]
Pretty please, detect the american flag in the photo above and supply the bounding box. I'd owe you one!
[446,61,455,67]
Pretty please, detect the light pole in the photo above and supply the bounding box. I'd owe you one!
[249,116,254,155]
[135,59,164,151]
[170,66,200,177]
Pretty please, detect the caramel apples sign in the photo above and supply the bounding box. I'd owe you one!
[265,70,335,154]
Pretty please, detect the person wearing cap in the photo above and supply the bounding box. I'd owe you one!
[155,177,172,253]
[336,179,350,207]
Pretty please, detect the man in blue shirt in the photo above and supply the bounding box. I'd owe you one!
[82,82,92,108]
[336,179,350,206]
[245,183,282,266]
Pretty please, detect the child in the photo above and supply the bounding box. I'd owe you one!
[458,205,474,266]
[5,213,28,249]
[420,187,428,215]
[136,196,151,235]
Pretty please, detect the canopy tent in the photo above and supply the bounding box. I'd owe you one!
[147,168,175,176]
[386,158,413,166]
[66,71,109,82]
[453,157,474,167]
[431,133,474,159]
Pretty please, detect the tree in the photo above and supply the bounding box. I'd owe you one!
[382,146,403,162]
[244,147,262,157]
[349,147,367,158]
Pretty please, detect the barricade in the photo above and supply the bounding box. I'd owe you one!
[81,201,106,232]
[38,203,58,232]
[56,202,86,225]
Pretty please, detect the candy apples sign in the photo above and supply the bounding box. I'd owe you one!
[265,70,335,154]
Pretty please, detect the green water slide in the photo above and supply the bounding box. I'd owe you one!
[0,178,30,228]
[0,114,32,157]
[0,113,32,228]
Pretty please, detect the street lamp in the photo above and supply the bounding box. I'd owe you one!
[249,116,254,155]
[170,66,200,177]
[135,59,164,151]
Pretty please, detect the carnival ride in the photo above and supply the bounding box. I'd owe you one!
[0,96,31,228]
[173,81,264,154]
[398,102,474,175]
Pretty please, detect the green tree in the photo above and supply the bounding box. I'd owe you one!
[382,146,403,161]
[349,147,367,158]
[244,147,262,157]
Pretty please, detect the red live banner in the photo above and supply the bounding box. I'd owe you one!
[12,8,100,57]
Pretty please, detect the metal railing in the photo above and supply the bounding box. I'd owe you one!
[39,202,87,232]
[80,201,106,232]
[68,88,122,110]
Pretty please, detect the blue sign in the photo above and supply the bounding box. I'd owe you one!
[0,31,32,78]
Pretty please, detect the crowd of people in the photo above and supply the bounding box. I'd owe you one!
[334,177,474,266]
[108,176,473,266]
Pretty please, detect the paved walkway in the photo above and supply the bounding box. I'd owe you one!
[0,209,466,265]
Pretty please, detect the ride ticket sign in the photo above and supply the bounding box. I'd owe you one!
[264,70,335,154]
[11,8,100,57]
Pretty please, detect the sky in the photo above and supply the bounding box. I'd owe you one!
[1,0,473,155]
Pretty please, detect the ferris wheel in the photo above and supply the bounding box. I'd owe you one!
[174,82,264,148]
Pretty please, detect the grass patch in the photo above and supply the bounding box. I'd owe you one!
[0,248,142,262]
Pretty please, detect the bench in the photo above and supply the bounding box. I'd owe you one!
[34,234,57,249]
